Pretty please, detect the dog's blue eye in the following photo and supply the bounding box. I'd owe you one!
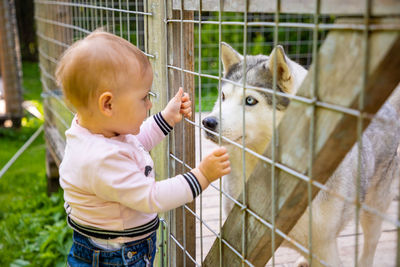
[245,96,258,106]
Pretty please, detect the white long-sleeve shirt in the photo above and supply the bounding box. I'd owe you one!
[59,113,201,242]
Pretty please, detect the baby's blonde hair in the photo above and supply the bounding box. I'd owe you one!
[55,30,150,110]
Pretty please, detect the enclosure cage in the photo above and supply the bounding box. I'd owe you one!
[35,0,400,266]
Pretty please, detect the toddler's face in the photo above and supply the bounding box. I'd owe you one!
[111,66,153,135]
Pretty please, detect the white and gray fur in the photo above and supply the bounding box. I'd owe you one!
[202,42,400,267]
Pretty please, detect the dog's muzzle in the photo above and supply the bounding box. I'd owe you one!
[202,116,218,130]
[202,116,219,142]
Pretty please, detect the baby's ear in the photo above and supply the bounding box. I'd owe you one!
[98,91,113,116]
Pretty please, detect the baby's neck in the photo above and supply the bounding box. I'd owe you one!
[77,112,117,138]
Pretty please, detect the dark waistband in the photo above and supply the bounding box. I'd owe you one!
[67,215,159,239]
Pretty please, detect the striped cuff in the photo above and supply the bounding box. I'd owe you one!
[183,172,202,199]
[154,112,173,135]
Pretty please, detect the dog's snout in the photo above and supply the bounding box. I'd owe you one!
[202,117,218,130]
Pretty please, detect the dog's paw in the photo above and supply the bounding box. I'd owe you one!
[294,256,309,267]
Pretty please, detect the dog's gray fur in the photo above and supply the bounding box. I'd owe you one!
[202,42,400,267]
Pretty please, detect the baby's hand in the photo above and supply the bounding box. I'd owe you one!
[162,87,192,127]
[198,147,230,183]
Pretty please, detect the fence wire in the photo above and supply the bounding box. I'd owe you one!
[35,1,400,266]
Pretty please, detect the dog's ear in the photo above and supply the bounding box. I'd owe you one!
[268,45,293,93]
[221,42,242,76]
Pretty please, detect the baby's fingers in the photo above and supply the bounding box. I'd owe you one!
[218,153,229,162]
[174,87,184,101]
[182,111,192,118]
[219,166,231,177]
[180,107,192,118]
[221,160,230,169]
[181,92,190,102]
[181,100,191,109]
[221,166,231,176]
[212,147,228,157]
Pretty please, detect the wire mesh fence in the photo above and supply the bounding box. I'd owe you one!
[35,0,400,266]
[192,12,333,110]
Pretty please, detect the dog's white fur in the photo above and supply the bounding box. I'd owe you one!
[203,43,400,267]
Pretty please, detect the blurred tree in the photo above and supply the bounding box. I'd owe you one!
[15,0,37,61]
[0,0,23,127]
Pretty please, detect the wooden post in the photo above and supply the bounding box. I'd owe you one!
[147,2,195,265]
[45,147,60,194]
[203,18,400,266]
[0,0,23,127]
[166,7,196,267]
[146,0,170,264]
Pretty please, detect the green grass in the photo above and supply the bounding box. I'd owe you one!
[0,62,71,267]
[20,62,43,102]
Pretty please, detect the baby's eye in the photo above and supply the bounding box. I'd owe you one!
[148,91,156,98]
[143,91,155,100]
[145,91,157,100]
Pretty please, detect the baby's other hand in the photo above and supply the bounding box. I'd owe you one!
[198,147,230,183]
[179,88,192,119]
[162,87,192,127]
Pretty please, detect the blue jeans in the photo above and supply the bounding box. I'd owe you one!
[67,230,157,267]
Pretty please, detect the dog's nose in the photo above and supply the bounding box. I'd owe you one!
[202,117,218,131]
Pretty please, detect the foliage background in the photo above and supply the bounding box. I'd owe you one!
[0,63,71,267]
[192,12,331,111]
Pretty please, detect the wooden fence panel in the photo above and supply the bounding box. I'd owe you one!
[35,0,73,192]
[173,0,400,15]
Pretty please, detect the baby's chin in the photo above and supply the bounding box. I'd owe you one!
[113,127,140,136]
[131,127,141,135]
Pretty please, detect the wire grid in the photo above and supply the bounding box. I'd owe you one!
[166,2,400,267]
[35,0,150,141]
[187,12,332,111]
[34,0,400,266]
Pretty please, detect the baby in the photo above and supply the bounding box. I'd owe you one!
[56,31,230,266]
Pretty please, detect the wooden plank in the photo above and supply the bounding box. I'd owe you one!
[44,124,65,166]
[146,0,169,265]
[0,0,23,124]
[203,18,400,266]
[148,0,169,183]
[167,7,197,267]
[173,0,400,15]
[45,146,60,194]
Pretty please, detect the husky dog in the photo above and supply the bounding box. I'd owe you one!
[202,42,400,267]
